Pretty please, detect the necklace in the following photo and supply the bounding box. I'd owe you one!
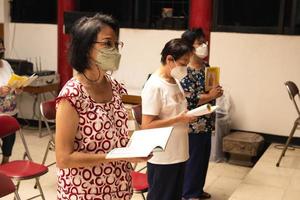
[82,67,101,83]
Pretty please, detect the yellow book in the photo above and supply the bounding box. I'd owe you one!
[205,67,220,91]
[7,73,38,89]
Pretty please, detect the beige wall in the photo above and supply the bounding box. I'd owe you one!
[209,32,300,136]
[5,23,57,71]
[3,21,300,136]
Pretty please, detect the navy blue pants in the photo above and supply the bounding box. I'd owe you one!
[147,162,186,200]
[182,132,211,199]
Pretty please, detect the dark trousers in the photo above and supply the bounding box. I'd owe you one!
[1,132,16,157]
[147,162,186,200]
[182,132,211,199]
[1,114,17,157]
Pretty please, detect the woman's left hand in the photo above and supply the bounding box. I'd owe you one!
[14,87,23,95]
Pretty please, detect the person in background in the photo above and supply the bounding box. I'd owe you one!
[0,38,22,164]
[180,28,223,200]
[141,38,196,200]
[55,14,148,200]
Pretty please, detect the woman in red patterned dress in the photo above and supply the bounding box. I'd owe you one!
[55,14,147,200]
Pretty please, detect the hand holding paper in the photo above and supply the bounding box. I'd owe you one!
[187,104,218,117]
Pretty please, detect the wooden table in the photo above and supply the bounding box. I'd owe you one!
[23,83,59,94]
[122,94,141,105]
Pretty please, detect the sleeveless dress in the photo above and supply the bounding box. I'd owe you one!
[56,76,133,200]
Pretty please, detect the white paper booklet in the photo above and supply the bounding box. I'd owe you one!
[106,126,173,159]
[187,104,218,117]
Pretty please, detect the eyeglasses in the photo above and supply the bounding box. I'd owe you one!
[94,40,124,50]
[194,41,208,46]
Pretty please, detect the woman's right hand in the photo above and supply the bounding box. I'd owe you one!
[0,86,11,96]
[177,111,197,124]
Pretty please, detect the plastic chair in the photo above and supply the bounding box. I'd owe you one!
[276,81,300,167]
[40,99,56,167]
[130,104,148,199]
[131,170,148,200]
[0,115,48,200]
[0,172,21,200]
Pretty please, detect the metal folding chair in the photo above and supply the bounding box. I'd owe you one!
[40,99,56,167]
[276,81,300,167]
[0,115,48,200]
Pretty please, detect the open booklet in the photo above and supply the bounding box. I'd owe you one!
[187,104,218,117]
[106,127,173,159]
[7,73,38,89]
[205,67,220,91]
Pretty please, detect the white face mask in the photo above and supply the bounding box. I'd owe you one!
[94,48,121,71]
[195,42,208,59]
[170,61,187,80]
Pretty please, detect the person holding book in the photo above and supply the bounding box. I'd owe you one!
[0,38,22,164]
[180,28,223,200]
[141,38,196,200]
[55,14,148,200]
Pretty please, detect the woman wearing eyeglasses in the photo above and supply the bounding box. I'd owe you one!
[180,28,223,200]
[55,14,148,200]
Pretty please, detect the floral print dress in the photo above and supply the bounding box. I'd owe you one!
[180,66,215,134]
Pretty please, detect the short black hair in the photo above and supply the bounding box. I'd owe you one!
[181,28,205,47]
[160,38,193,65]
[68,13,119,73]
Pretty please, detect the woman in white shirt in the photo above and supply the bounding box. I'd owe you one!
[0,38,21,164]
[141,38,196,200]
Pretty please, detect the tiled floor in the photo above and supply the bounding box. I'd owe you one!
[3,128,300,200]
[229,143,300,200]
[1,128,250,200]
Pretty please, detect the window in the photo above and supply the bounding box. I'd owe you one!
[76,0,189,30]
[213,0,300,35]
[10,0,57,24]
[149,0,189,29]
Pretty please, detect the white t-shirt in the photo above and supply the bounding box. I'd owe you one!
[141,73,189,164]
[0,59,18,116]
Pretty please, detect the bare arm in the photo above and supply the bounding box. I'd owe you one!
[141,111,196,130]
[55,99,148,169]
[198,85,223,105]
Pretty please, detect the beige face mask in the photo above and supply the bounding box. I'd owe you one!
[94,48,121,71]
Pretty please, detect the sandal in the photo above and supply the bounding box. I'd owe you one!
[199,192,211,199]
